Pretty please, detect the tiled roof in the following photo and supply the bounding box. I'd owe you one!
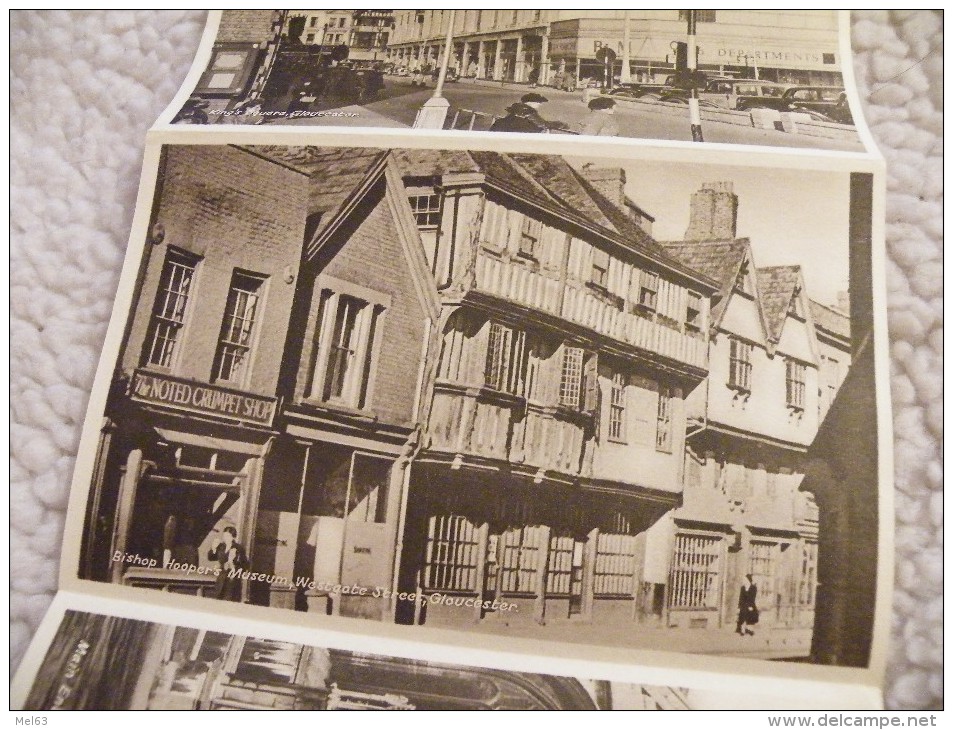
[809,299,851,340]
[244,146,388,240]
[245,146,712,288]
[756,265,802,342]
[658,239,749,322]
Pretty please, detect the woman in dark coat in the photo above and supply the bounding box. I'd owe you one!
[736,573,759,635]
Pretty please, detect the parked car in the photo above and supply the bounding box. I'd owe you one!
[781,86,849,118]
[726,81,792,111]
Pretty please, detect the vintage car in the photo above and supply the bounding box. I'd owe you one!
[782,86,850,119]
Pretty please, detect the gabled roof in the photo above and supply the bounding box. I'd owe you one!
[809,300,851,341]
[242,145,388,242]
[756,265,802,343]
[658,239,750,323]
[391,149,713,290]
[241,145,439,318]
[242,146,716,292]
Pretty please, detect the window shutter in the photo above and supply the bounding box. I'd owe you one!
[583,352,600,415]
[631,382,657,447]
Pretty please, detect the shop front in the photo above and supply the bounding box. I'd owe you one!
[84,369,279,601]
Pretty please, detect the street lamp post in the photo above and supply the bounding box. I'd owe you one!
[620,10,632,84]
[413,9,456,129]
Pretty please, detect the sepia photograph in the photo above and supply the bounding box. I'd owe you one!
[169,10,864,151]
[72,142,878,668]
[20,608,739,710]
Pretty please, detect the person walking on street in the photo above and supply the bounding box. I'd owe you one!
[580,96,620,136]
[736,573,759,636]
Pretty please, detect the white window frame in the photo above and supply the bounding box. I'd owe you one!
[213,270,268,387]
[728,337,753,392]
[559,345,584,409]
[307,275,390,411]
[407,188,442,229]
[484,321,527,395]
[144,247,201,371]
[655,385,673,452]
[608,370,627,443]
[785,358,807,411]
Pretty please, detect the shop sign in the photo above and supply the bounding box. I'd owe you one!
[130,369,277,427]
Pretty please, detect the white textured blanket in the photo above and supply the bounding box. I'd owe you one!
[9,10,942,709]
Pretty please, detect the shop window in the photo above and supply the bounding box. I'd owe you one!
[309,283,386,410]
[728,338,753,392]
[498,526,543,594]
[594,527,638,596]
[424,514,479,591]
[669,533,722,609]
[656,386,673,452]
[785,359,806,410]
[213,270,266,386]
[485,322,526,395]
[144,247,201,370]
[608,371,627,443]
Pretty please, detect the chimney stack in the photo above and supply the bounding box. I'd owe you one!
[580,164,626,208]
[684,181,738,241]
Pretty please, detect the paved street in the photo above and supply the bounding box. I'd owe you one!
[462,619,813,662]
[272,76,864,152]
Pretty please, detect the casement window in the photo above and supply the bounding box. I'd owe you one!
[798,541,818,607]
[655,385,673,452]
[728,338,753,392]
[608,371,627,442]
[309,17,317,27]
[685,291,703,334]
[306,33,315,43]
[518,215,542,259]
[408,192,442,229]
[638,271,659,313]
[144,247,200,369]
[785,359,806,410]
[749,540,780,607]
[309,281,387,410]
[485,322,527,395]
[213,271,266,385]
[669,533,723,609]
[559,346,584,408]
[590,248,609,288]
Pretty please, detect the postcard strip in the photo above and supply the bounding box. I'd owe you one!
[156,10,872,155]
[54,128,890,698]
[13,592,883,710]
